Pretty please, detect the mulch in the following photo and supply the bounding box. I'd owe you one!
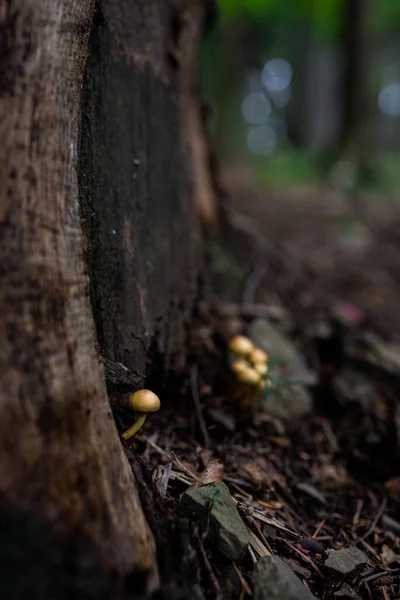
[124,300,400,600]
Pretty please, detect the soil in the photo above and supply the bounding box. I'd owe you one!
[123,171,400,600]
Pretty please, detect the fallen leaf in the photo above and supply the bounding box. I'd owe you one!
[200,449,212,468]
[200,458,225,485]
[316,464,349,486]
[238,457,284,488]
[268,436,291,448]
[384,477,400,501]
[381,544,400,567]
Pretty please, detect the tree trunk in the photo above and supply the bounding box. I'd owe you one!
[330,0,374,188]
[79,0,204,378]
[0,0,205,597]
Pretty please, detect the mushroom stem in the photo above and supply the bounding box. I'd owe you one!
[122,413,147,439]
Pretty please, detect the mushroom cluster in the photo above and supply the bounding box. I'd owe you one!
[228,335,269,407]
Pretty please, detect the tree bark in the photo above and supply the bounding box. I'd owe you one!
[0,0,210,596]
[79,0,203,379]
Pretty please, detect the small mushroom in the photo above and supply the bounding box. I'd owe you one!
[249,348,269,365]
[228,335,254,358]
[122,389,161,439]
[254,361,268,377]
[231,358,250,376]
[236,365,261,386]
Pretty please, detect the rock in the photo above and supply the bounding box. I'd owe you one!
[324,547,368,578]
[253,555,318,600]
[334,582,362,599]
[179,482,250,561]
[334,368,377,410]
[247,318,314,420]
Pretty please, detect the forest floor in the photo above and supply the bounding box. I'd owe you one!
[125,169,400,600]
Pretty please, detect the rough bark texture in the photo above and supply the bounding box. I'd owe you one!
[180,0,221,227]
[0,1,159,597]
[79,0,203,379]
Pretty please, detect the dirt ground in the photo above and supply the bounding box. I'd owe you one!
[220,162,400,339]
[124,170,400,600]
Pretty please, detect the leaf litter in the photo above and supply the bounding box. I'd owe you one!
[127,300,400,600]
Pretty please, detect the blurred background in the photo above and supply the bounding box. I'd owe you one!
[200,0,400,338]
[201,0,400,192]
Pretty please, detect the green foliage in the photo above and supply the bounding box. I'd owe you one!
[217,0,341,40]
[263,356,312,400]
[217,0,275,20]
[217,0,400,37]
[371,0,400,34]
[251,149,320,191]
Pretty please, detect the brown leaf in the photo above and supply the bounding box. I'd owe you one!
[268,436,291,448]
[381,544,400,567]
[384,477,400,501]
[200,458,225,485]
[238,457,284,488]
[316,464,350,486]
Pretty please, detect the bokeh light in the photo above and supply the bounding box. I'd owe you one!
[378,82,400,117]
[241,92,271,125]
[247,124,277,155]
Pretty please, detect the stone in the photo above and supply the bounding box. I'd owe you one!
[253,556,318,600]
[180,482,250,561]
[324,547,368,578]
[334,582,362,599]
[247,318,314,420]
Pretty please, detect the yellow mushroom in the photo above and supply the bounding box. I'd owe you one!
[249,347,269,365]
[236,365,261,386]
[228,335,254,358]
[254,361,268,377]
[122,389,161,439]
[231,358,250,376]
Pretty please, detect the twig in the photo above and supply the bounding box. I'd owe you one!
[195,526,224,600]
[381,586,390,600]
[242,264,268,305]
[361,569,400,586]
[217,302,288,321]
[358,498,387,542]
[312,520,326,539]
[353,499,363,531]
[138,435,202,483]
[253,519,274,555]
[249,531,272,557]
[285,541,324,578]
[232,562,252,597]
[190,364,211,449]
[236,502,300,538]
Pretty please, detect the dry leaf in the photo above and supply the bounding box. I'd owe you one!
[238,457,283,488]
[381,544,400,567]
[316,464,349,486]
[268,436,291,448]
[200,448,212,468]
[200,458,225,485]
[384,477,400,501]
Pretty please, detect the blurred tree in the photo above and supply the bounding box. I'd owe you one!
[329,0,375,189]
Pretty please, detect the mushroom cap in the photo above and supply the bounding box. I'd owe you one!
[236,366,261,386]
[228,335,254,357]
[249,348,269,364]
[254,362,268,377]
[128,389,161,412]
[231,358,250,375]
